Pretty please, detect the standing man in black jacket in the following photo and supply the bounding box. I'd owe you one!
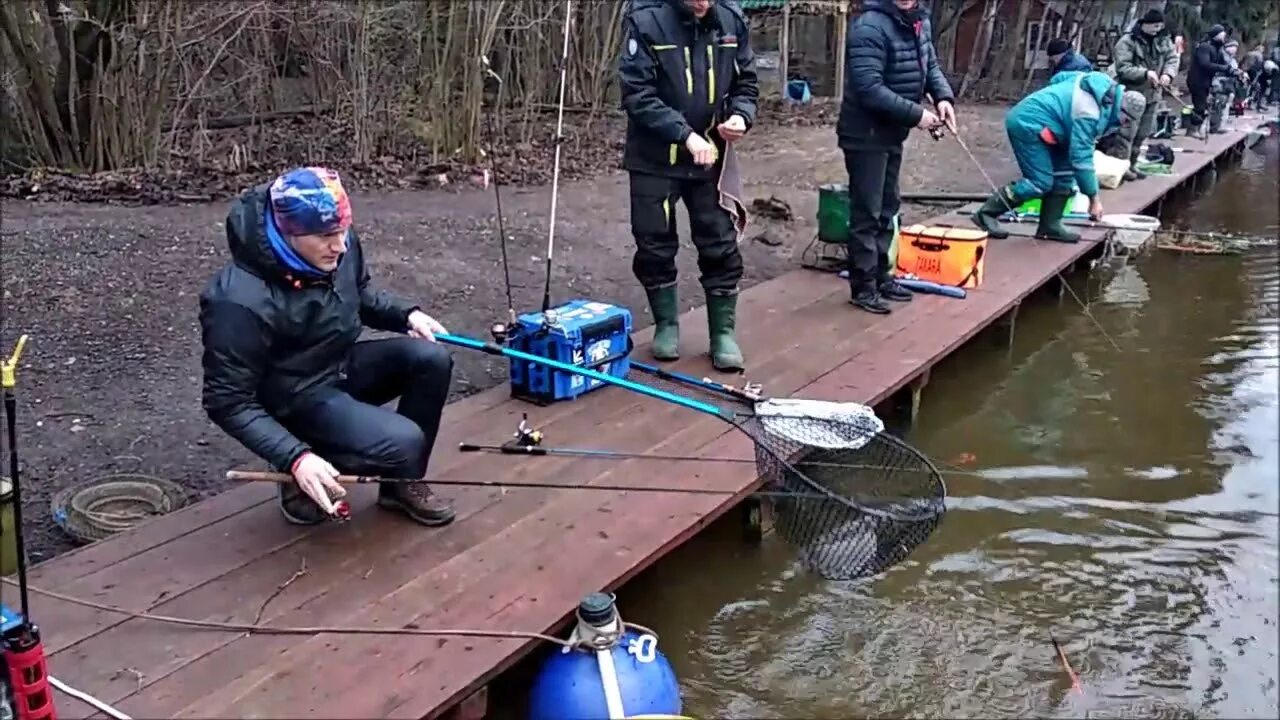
[837,0,956,315]
[200,166,457,527]
[618,0,758,371]
[1186,25,1241,139]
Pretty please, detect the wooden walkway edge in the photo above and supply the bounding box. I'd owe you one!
[9,114,1272,720]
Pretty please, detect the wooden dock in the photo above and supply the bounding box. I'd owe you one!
[12,114,1272,720]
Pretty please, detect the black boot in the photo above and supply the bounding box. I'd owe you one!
[850,282,891,314]
[1034,192,1081,244]
[969,186,1015,239]
[879,277,913,302]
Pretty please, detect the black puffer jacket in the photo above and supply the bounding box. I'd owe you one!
[198,184,419,470]
[1188,29,1233,92]
[619,0,759,179]
[837,0,954,151]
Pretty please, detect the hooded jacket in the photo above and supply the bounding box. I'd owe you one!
[1112,22,1179,99]
[836,0,954,151]
[618,0,759,179]
[198,184,419,470]
[1188,26,1234,91]
[1052,50,1094,75]
[1007,70,1124,198]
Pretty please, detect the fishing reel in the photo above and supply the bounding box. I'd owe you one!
[503,413,543,450]
[927,123,947,141]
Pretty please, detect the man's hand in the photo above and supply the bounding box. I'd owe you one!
[1088,196,1104,221]
[1160,73,1173,87]
[716,114,747,142]
[407,310,447,342]
[936,100,957,134]
[685,132,717,166]
[291,452,346,515]
[916,107,941,130]
[1146,69,1161,85]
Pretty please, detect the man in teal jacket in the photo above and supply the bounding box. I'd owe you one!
[970,70,1125,244]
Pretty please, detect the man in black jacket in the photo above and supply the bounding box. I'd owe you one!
[618,0,758,371]
[200,166,457,527]
[837,0,956,314]
[1187,25,1242,139]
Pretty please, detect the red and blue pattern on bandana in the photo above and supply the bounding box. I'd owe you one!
[268,166,353,237]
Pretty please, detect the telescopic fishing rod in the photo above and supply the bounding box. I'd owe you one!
[540,0,574,315]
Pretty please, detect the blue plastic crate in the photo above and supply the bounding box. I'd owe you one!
[0,603,22,635]
[507,299,633,405]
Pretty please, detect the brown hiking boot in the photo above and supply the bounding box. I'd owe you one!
[377,482,456,527]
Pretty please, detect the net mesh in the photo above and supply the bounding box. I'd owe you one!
[629,367,947,581]
[742,412,945,581]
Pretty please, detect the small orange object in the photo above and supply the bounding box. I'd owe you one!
[895,224,989,289]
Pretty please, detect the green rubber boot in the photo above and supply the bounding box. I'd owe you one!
[1035,192,1081,244]
[645,285,680,361]
[969,185,1015,239]
[706,293,744,372]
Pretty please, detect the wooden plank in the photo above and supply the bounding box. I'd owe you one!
[39,270,848,717]
[157,291,938,719]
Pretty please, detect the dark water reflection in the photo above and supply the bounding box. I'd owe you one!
[618,135,1279,719]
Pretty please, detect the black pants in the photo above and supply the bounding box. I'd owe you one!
[1189,83,1210,126]
[629,171,743,295]
[843,148,902,294]
[280,337,453,479]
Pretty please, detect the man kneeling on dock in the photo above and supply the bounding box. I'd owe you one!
[970,71,1131,243]
[199,166,457,527]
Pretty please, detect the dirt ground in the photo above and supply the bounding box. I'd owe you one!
[0,103,1018,561]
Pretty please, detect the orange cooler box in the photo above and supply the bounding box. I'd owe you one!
[895,224,988,288]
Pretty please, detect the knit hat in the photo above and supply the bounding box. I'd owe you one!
[1225,39,1239,50]
[1120,90,1146,125]
[1140,9,1164,25]
[1047,38,1071,56]
[268,166,353,237]
[1206,24,1226,40]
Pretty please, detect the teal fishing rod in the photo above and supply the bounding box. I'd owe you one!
[435,334,728,418]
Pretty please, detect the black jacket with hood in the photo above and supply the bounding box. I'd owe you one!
[618,0,759,179]
[198,184,419,471]
[837,0,955,151]
[1188,25,1234,92]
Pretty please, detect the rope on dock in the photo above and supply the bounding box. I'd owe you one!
[0,576,657,649]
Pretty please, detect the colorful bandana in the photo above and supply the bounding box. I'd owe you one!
[268,166,353,237]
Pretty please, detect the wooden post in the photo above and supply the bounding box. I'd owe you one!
[741,497,764,544]
[779,1,791,97]
[446,687,488,720]
[886,369,930,432]
[991,301,1019,350]
[834,2,848,102]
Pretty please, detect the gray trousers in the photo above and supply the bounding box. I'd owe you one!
[1122,96,1158,163]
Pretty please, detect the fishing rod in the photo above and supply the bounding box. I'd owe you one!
[541,0,573,315]
[956,210,1278,245]
[226,469,848,502]
[940,125,1123,352]
[479,55,516,329]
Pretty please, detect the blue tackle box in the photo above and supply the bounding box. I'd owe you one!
[507,299,633,405]
[0,603,22,635]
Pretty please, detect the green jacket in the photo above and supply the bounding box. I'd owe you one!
[1112,28,1179,100]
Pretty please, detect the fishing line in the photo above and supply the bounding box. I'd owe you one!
[479,55,516,327]
[947,129,1122,352]
[541,0,573,314]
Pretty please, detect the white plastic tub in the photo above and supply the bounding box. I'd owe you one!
[1101,213,1161,250]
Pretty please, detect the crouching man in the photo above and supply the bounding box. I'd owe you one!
[970,71,1128,243]
[199,166,457,527]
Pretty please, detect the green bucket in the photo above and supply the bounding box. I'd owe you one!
[817,183,850,244]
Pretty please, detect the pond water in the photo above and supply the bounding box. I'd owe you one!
[617,135,1279,719]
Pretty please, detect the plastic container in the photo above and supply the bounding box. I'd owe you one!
[1101,213,1161,250]
[895,224,989,288]
[816,183,849,244]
